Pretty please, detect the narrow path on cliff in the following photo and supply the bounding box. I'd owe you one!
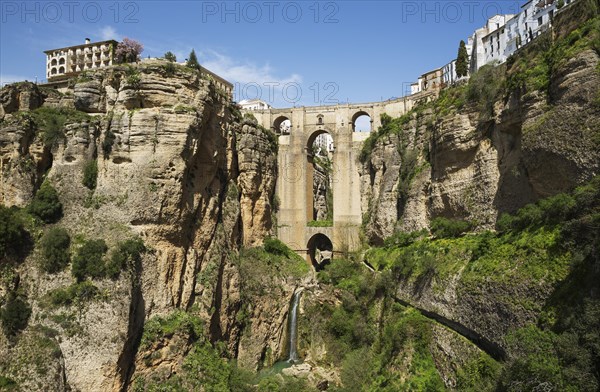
[361,261,506,361]
[392,296,506,361]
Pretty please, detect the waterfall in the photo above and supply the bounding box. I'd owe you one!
[286,290,302,363]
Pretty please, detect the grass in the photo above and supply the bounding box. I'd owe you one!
[307,220,333,227]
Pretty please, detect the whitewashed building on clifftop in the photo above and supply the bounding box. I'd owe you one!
[239,99,272,111]
[44,38,117,81]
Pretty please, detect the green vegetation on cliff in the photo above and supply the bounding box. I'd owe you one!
[137,308,310,392]
[38,227,70,273]
[363,176,600,391]
[0,206,27,259]
[299,256,499,391]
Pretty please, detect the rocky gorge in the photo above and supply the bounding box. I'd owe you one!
[0,1,599,390]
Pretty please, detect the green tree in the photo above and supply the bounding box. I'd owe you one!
[82,160,98,190]
[456,40,469,78]
[39,227,70,273]
[105,238,145,279]
[186,49,201,70]
[164,51,177,62]
[0,206,26,257]
[0,294,31,336]
[71,239,108,281]
[28,181,62,223]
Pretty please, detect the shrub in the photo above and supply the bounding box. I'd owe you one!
[28,181,62,223]
[0,205,26,257]
[0,376,17,390]
[538,193,577,225]
[125,66,142,89]
[466,64,505,120]
[82,160,98,190]
[263,237,290,257]
[30,107,91,148]
[39,227,70,273]
[71,239,108,281]
[46,281,99,307]
[0,294,31,336]
[384,229,427,248]
[430,217,472,238]
[496,212,515,233]
[105,238,145,279]
[162,61,176,76]
[141,310,203,349]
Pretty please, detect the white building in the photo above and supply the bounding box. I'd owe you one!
[239,99,272,111]
[470,14,515,72]
[410,0,578,96]
[44,38,118,81]
[410,77,424,95]
[314,133,334,155]
[479,0,577,69]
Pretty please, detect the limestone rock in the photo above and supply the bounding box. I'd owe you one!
[360,48,600,241]
[0,62,278,391]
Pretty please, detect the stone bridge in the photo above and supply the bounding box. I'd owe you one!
[248,92,434,266]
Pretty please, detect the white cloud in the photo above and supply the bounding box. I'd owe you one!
[201,50,301,86]
[198,50,302,104]
[99,26,119,41]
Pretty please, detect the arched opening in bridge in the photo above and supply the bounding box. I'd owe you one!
[352,111,372,132]
[306,130,334,224]
[307,233,333,271]
[273,116,291,135]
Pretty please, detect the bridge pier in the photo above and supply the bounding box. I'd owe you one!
[246,96,432,262]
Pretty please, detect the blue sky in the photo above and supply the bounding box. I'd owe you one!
[1,1,523,107]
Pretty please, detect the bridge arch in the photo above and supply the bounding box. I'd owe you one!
[307,233,333,270]
[306,129,334,222]
[306,129,334,152]
[273,115,291,134]
[351,110,373,132]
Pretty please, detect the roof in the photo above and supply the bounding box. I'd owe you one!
[44,39,118,54]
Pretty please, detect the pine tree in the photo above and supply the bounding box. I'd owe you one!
[164,51,176,62]
[456,40,469,78]
[186,49,200,70]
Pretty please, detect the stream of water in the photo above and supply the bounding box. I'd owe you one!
[287,290,301,363]
[260,290,303,378]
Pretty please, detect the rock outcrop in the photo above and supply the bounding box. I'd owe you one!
[0,62,280,391]
[360,48,600,244]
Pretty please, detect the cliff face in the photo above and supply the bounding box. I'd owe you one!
[359,2,600,368]
[0,62,280,391]
[361,49,600,244]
